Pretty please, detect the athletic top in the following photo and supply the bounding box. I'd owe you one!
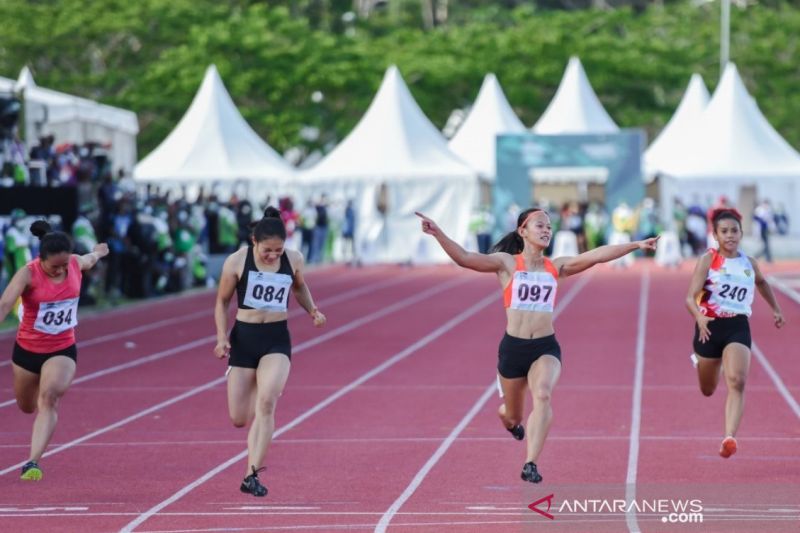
[698,248,755,318]
[236,246,294,312]
[17,256,82,353]
[503,254,559,312]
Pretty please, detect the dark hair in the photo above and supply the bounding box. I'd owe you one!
[251,206,286,242]
[710,208,742,232]
[30,220,73,259]
[490,208,544,254]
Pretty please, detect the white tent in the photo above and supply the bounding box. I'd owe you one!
[134,65,293,200]
[532,57,618,134]
[644,73,709,179]
[658,63,800,232]
[1,67,139,173]
[448,73,526,181]
[300,65,477,264]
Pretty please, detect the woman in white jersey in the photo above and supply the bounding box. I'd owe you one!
[417,209,658,483]
[685,208,784,458]
[215,207,326,497]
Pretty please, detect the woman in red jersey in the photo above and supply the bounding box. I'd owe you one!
[0,220,108,480]
[686,208,785,459]
[417,209,658,484]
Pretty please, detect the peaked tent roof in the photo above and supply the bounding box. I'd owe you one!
[532,57,618,135]
[135,65,292,181]
[448,73,526,180]
[0,67,138,134]
[658,63,800,178]
[302,65,473,181]
[644,73,710,176]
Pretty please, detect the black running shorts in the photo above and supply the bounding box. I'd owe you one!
[12,342,78,375]
[693,314,751,359]
[229,320,291,368]
[497,333,561,379]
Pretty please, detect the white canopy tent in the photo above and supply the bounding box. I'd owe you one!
[532,57,619,135]
[134,65,293,200]
[300,65,477,264]
[1,67,139,173]
[658,63,800,233]
[644,73,709,180]
[448,73,526,181]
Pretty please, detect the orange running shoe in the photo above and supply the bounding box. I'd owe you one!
[719,436,737,458]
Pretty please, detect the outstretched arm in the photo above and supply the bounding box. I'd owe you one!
[416,212,510,274]
[75,243,109,271]
[0,267,31,322]
[553,237,659,278]
[750,257,785,328]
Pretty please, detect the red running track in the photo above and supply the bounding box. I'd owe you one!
[0,261,797,533]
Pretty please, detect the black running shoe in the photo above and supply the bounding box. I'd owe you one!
[521,461,542,483]
[240,466,268,497]
[507,424,525,441]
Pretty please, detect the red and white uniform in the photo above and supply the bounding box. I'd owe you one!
[17,256,82,353]
[503,255,558,312]
[698,248,755,318]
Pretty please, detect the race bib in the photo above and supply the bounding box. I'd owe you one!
[242,271,293,312]
[509,271,557,312]
[712,277,753,316]
[34,297,79,335]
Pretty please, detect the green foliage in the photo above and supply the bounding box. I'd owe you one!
[1,1,799,161]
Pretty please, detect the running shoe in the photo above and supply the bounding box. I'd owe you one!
[719,436,737,458]
[507,424,525,441]
[20,461,42,481]
[521,461,543,483]
[240,466,268,497]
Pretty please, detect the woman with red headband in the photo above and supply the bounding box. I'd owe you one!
[416,208,657,483]
[686,208,785,459]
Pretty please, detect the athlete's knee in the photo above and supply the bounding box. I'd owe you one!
[700,384,716,397]
[499,404,522,426]
[255,395,279,416]
[16,398,36,414]
[533,386,553,404]
[37,389,62,410]
[230,413,248,428]
[726,373,746,392]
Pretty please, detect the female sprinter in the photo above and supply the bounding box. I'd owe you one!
[686,208,784,458]
[214,207,326,497]
[416,209,657,483]
[0,220,108,480]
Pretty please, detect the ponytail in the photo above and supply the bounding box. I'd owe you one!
[490,207,543,254]
[251,206,286,242]
[30,220,73,259]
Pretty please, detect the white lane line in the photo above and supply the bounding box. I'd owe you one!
[119,291,498,533]
[0,274,416,408]
[374,384,496,533]
[0,277,470,476]
[373,272,593,533]
[625,269,649,533]
[2,433,799,449]
[752,341,800,420]
[768,275,800,306]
